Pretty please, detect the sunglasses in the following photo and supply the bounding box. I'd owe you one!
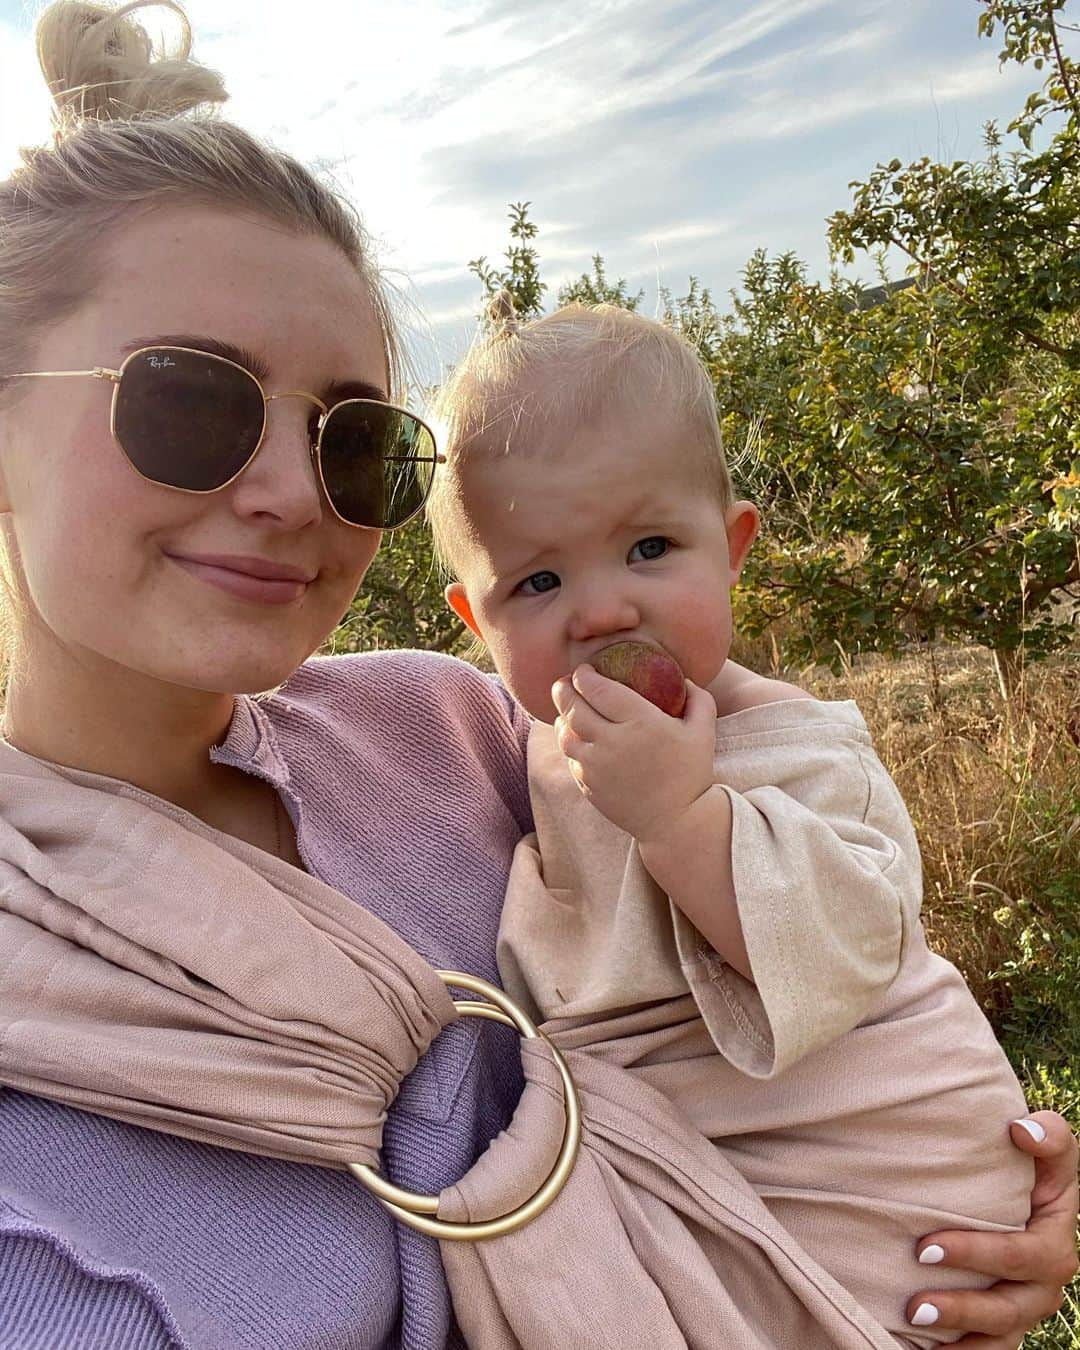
[4,345,442,530]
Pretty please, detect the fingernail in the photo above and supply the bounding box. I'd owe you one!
[1012,1117,1046,1143]
[918,1244,946,1265]
[910,1303,939,1327]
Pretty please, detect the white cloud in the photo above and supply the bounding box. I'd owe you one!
[636,219,731,248]
[739,53,1031,142]
[0,22,54,174]
[0,0,1041,366]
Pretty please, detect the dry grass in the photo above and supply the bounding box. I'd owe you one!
[731,636,1080,1348]
[797,643,1080,1020]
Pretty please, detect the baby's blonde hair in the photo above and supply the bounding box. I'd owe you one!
[427,295,732,576]
[0,0,402,692]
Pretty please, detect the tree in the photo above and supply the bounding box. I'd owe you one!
[557,255,643,310]
[729,1,1080,690]
[337,2,1080,681]
[469,201,546,323]
[323,521,471,658]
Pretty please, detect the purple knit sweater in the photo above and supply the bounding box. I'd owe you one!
[0,650,533,1350]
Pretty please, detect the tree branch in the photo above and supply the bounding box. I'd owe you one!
[884,233,1074,361]
[1024,553,1080,607]
[1048,9,1080,121]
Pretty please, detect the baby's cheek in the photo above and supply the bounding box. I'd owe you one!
[501,641,561,724]
[671,596,734,688]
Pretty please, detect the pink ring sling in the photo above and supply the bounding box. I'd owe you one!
[0,742,901,1349]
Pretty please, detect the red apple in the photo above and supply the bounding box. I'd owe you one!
[591,641,687,717]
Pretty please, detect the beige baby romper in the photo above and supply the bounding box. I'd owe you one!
[497,698,1032,1346]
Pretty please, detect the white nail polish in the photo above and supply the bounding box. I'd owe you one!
[918,1244,946,1265]
[911,1303,940,1327]
[1013,1117,1047,1143]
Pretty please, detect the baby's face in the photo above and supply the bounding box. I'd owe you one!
[446,400,758,723]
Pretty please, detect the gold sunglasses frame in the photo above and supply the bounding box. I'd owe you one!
[5,345,444,531]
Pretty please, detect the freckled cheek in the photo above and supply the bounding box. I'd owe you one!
[21,425,180,614]
[5,399,91,515]
[28,486,144,624]
[48,406,147,519]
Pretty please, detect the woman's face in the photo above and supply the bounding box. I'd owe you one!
[0,206,387,696]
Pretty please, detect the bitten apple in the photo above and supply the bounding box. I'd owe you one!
[591,641,687,717]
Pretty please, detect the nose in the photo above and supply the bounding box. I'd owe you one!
[566,580,640,645]
[228,395,324,530]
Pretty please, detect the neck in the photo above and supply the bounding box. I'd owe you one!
[3,641,238,816]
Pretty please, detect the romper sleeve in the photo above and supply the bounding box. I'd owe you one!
[672,698,924,1080]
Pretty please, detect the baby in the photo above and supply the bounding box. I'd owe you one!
[426,300,1032,1346]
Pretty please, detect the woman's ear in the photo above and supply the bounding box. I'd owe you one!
[445,582,484,640]
[724,501,759,582]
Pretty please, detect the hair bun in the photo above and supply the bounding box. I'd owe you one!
[487,287,521,337]
[36,0,227,129]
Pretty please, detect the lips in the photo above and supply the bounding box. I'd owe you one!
[166,551,316,606]
[168,552,316,583]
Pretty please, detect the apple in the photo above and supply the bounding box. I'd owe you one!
[591,641,687,717]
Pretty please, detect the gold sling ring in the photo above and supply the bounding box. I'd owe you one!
[349,971,581,1242]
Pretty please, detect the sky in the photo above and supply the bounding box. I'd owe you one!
[0,0,1049,379]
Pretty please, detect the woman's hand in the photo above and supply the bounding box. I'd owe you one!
[907,1112,1079,1347]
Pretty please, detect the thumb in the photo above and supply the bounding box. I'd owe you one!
[1009,1112,1080,1212]
[682,679,717,729]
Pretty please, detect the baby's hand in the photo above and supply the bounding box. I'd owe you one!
[552,664,717,844]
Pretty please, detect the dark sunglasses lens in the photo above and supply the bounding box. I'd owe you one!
[115,348,265,491]
[319,402,437,528]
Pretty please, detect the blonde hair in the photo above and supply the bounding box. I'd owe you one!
[427,293,733,576]
[0,0,402,693]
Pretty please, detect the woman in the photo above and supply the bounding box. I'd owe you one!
[0,4,1075,1348]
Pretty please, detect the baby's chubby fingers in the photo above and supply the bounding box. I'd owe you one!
[551,676,576,718]
[571,660,704,725]
[554,705,606,756]
[570,661,651,722]
[551,675,608,744]
[682,679,719,730]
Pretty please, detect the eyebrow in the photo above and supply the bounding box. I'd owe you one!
[322,377,389,405]
[493,511,688,586]
[494,547,557,584]
[123,335,270,380]
[122,335,388,402]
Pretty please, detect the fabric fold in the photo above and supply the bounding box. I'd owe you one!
[488,710,1030,1347]
[439,1036,900,1350]
[499,704,923,1079]
[0,730,1025,1350]
[0,742,457,1166]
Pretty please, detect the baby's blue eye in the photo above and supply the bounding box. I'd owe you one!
[629,536,670,562]
[517,570,560,596]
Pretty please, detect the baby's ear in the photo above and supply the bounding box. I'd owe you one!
[445,582,484,640]
[725,501,759,580]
